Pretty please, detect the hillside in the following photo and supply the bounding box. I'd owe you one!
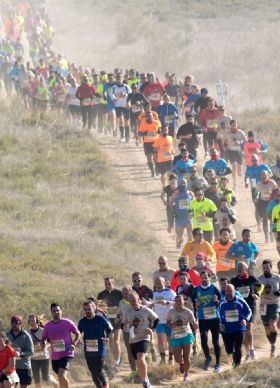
[0,104,158,325]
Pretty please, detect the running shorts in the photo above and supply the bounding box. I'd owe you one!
[170,333,194,348]
[156,323,172,337]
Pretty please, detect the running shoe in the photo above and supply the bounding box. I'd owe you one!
[203,358,212,371]
[183,373,189,382]
[249,349,256,360]
[270,345,277,358]
[179,363,185,373]
[213,363,222,373]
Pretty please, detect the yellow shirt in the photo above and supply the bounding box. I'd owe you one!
[181,240,216,268]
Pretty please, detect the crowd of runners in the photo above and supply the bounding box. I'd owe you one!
[0,1,280,388]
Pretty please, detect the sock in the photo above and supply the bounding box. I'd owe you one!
[119,126,124,138]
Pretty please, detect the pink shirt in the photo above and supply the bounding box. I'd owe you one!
[42,318,78,360]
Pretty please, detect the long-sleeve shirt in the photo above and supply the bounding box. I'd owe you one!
[7,329,34,369]
[219,296,252,333]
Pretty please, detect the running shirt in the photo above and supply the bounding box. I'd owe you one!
[203,159,229,176]
[153,288,176,323]
[227,241,259,264]
[29,326,49,360]
[42,319,79,360]
[167,308,196,338]
[231,275,263,308]
[153,135,174,163]
[242,140,266,166]
[245,164,272,188]
[157,103,178,127]
[143,82,165,108]
[76,83,96,107]
[122,306,158,343]
[138,118,160,142]
[117,299,131,332]
[214,209,236,240]
[67,85,80,106]
[193,284,221,320]
[172,158,195,182]
[219,296,252,333]
[111,84,131,108]
[212,240,234,272]
[223,129,246,151]
[199,108,220,132]
[272,203,280,232]
[256,180,277,201]
[0,345,17,374]
[181,240,216,268]
[78,315,112,357]
[258,273,280,306]
[190,198,217,231]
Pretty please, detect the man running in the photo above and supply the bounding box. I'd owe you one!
[132,272,153,302]
[78,300,112,388]
[41,303,81,388]
[152,256,175,289]
[153,125,174,186]
[97,277,123,368]
[258,259,280,357]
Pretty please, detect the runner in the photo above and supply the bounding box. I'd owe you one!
[258,259,280,357]
[152,256,175,289]
[213,227,235,279]
[242,130,267,167]
[28,315,58,388]
[255,170,277,243]
[142,72,164,112]
[75,75,96,131]
[272,196,280,256]
[138,108,161,178]
[218,176,237,206]
[231,262,263,361]
[223,119,246,189]
[244,154,272,231]
[176,113,202,159]
[66,77,80,126]
[126,83,147,145]
[225,228,259,275]
[7,315,33,388]
[157,94,178,137]
[153,277,176,364]
[193,272,222,373]
[170,257,201,291]
[213,197,237,241]
[181,227,216,268]
[103,73,116,135]
[172,149,195,184]
[203,149,232,178]
[204,178,224,240]
[78,300,112,388]
[160,173,177,233]
[167,295,198,382]
[111,73,131,142]
[199,98,220,158]
[192,252,217,282]
[0,331,19,387]
[116,286,136,371]
[131,272,153,302]
[122,292,159,388]
[41,303,81,388]
[97,277,123,369]
[189,188,217,243]
[169,178,194,247]
[219,284,252,368]
[188,166,209,192]
[153,125,174,186]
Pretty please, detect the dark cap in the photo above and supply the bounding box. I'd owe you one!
[201,88,208,94]
[248,130,254,137]
[11,315,23,324]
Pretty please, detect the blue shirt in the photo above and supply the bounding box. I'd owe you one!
[227,241,259,264]
[78,315,112,357]
[245,164,272,186]
[157,103,178,128]
[172,158,195,183]
[219,296,252,333]
[193,284,221,320]
[203,158,229,176]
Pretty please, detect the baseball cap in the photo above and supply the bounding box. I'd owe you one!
[11,315,23,324]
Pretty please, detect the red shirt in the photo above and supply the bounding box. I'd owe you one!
[143,82,165,108]
[76,84,96,106]
[199,108,220,132]
[0,345,16,374]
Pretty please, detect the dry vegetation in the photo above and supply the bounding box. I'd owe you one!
[0,103,158,327]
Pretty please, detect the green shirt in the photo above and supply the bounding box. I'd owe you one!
[190,198,217,231]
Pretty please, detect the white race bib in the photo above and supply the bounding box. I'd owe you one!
[52,339,65,352]
[132,104,141,113]
[250,178,257,188]
[219,257,231,268]
[237,286,250,298]
[86,339,98,352]
[164,115,173,124]
[203,306,217,319]
[225,309,239,322]
[178,199,189,210]
[149,92,160,101]
[260,304,267,316]
[173,325,188,339]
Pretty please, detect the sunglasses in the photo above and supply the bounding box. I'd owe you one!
[133,280,141,283]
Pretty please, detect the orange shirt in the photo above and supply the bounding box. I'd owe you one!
[153,136,174,162]
[212,240,234,272]
[0,345,16,374]
[138,111,159,121]
[138,119,160,143]
[181,240,216,268]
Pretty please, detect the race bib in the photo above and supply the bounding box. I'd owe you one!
[225,309,239,322]
[86,339,98,352]
[107,306,118,319]
[173,325,188,339]
[237,286,250,298]
[259,304,267,316]
[149,92,160,101]
[129,326,136,339]
[169,96,176,103]
[207,120,218,129]
[203,306,217,319]
[33,344,45,357]
[132,104,141,113]
[146,131,156,138]
[116,92,124,98]
[261,188,272,201]
[197,214,207,226]
[163,151,171,158]
[82,98,91,106]
[219,257,231,268]
[52,339,65,352]
[178,199,189,210]
[250,178,257,188]
[164,115,173,124]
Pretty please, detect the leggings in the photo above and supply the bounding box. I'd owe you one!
[199,318,221,364]
[86,356,107,388]
[223,330,245,365]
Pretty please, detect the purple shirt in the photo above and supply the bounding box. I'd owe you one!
[42,318,79,360]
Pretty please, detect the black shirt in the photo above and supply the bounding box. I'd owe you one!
[177,123,201,149]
